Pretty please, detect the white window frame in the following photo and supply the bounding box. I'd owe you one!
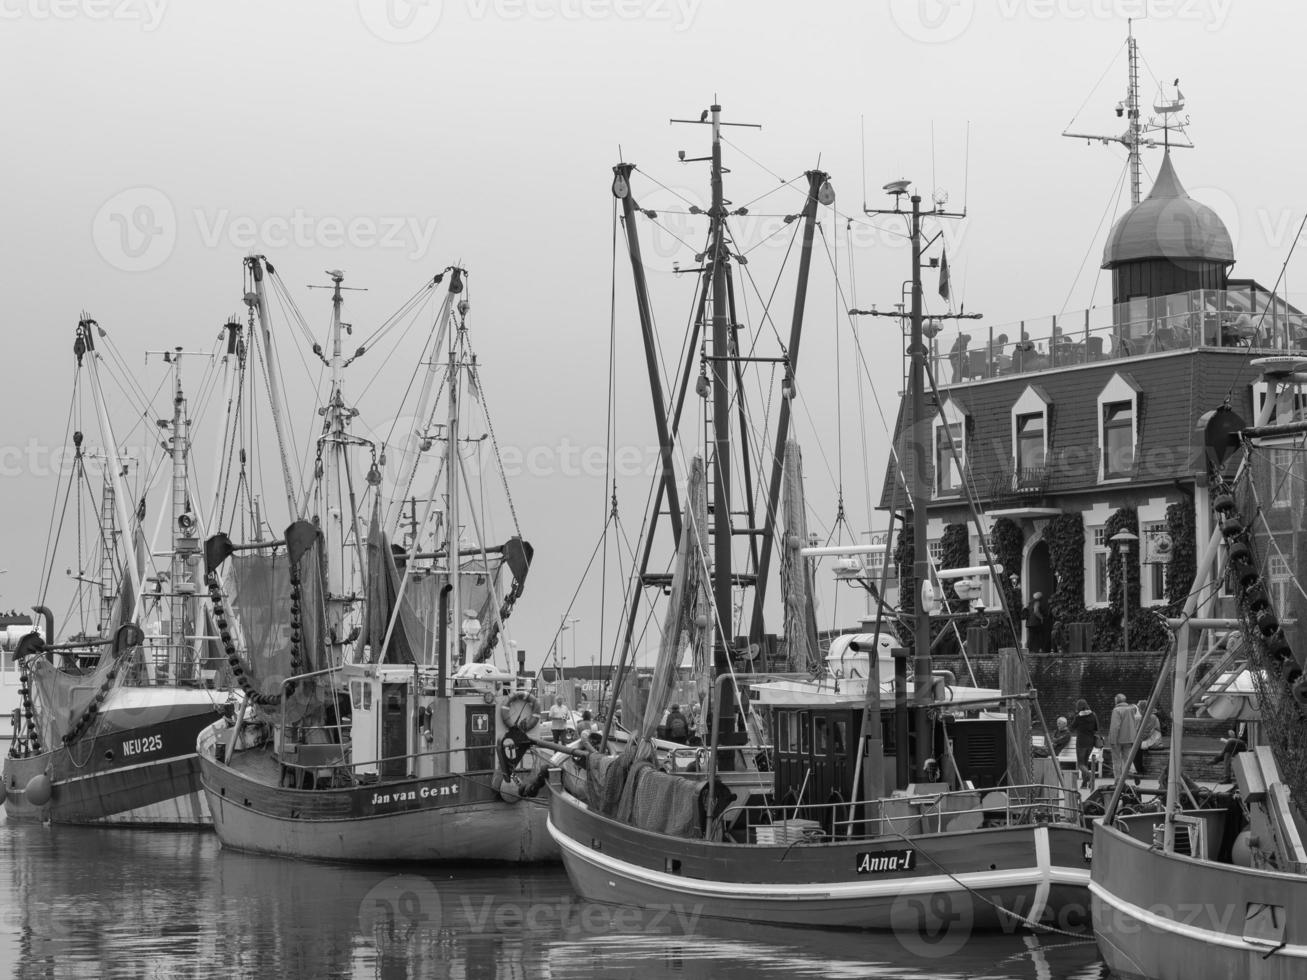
[1087,525,1111,608]
[1269,447,1296,509]
[933,397,968,498]
[1141,520,1168,606]
[1269,553,1292,617]
[1097,373,1142,483]
[1010,385,1051,480]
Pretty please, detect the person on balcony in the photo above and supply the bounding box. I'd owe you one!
[948,333,971,381]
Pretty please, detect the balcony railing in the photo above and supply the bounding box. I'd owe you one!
[929,286,1306,385]
[988,461,1049,507]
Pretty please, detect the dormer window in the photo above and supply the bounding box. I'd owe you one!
[933,397,967,497]
[1010,386,1051,488]
[1097,373,1142,482]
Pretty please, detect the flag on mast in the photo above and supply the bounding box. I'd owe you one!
[938,248,951,302]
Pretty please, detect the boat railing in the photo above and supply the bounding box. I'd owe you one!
[717,782,1081,844]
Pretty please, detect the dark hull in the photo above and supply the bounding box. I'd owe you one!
[3,705,223,826]
[548,788,1091,932]
[1091,821,1307,979]
[199,752,558,863]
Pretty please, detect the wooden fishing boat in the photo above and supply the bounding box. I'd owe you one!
[548,104,1090,933]
[3,321,233,826]
[1090,361,1307,978]
[197,259,556,862]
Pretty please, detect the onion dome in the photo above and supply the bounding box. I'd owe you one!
[1102,152,1234,269]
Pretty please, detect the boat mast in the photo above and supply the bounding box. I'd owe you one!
[77,320,146,624]
[321,270,349,648]
[166,352,195,674]
[861,185,976,781]
[446,271,464,669]
[245,256,301,519]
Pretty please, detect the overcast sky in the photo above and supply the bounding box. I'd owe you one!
[2,0,1303,672]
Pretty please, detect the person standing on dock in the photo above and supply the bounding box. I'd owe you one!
[1069,699,1099,789]
[549,695,571,743]
[1108,693,1139,783]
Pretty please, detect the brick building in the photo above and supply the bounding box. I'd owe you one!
[879,152,1306,652]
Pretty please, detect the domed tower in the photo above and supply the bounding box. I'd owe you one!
[1101,151,1234,304]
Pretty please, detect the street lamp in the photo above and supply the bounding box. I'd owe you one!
[1111,530,1139,651]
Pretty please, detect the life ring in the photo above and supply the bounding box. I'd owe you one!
[499,692,539,732]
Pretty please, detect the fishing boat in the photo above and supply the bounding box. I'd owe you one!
[1090,358,1307,977]
[547,105,1090,934]
[3,321,232,825]
[196,258,556,863]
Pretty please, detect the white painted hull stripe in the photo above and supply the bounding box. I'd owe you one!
[1089,880,1307,958]
[547,818,1088,901]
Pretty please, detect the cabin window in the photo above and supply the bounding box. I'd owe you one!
[1096,373,1141,482]
[777,713,793,753]
[351,681,363,711]
[362,684,372,711]
[833,720,848,755]
[813,716,828,754]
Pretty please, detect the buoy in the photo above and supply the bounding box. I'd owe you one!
[25,773,52,807]
[499,779,522,804]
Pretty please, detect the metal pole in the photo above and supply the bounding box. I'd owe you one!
[908,193,933,780]
[1121,545,1131,652]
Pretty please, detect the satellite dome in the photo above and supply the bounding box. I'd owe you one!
[1102,152,1234,268]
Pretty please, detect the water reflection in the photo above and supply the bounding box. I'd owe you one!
[0,819,1106,979]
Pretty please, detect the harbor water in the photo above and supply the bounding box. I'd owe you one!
[0,817,1108,979]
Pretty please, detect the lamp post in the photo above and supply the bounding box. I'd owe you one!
[1111,530,1139,651]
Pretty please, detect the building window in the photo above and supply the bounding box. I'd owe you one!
[1097,373,1141,483]
[1270,448,1296,509]
[928,538,944,567]
[1269,553,1292,615]
[935,422,964,495]
[933,396,968,498]
[1089,526,1110,606]
[1142,521,1168,605]
[1016,413,1046,474]
[1102,402,1135,478]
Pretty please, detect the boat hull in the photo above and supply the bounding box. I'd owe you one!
[199,751,558,864]
[1091,820,1307,980]
[3,699,223,826]
[548,787,1091,932]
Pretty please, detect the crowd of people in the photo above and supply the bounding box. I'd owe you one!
[1050,693,1163,790]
